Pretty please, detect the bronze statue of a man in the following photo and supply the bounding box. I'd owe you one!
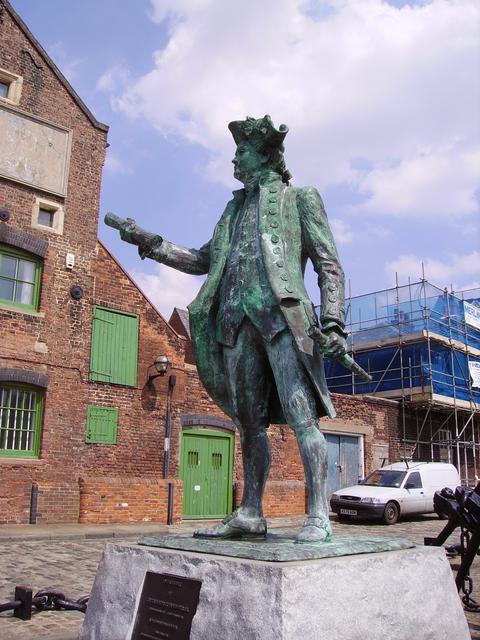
[113,115,347,542]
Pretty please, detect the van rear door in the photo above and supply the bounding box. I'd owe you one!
[422,466,460,511]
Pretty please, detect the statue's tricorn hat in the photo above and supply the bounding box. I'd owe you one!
[228,115,289,151]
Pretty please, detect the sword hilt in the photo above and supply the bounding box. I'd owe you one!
[308,326,372,383]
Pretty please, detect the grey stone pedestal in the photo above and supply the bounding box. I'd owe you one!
[80,535,470,640]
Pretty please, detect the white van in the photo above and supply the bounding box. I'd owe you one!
[330,462,460,524]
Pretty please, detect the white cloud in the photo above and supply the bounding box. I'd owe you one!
[367,225,393,240]
[386,250,480,289]
[108,0,479,218]
[354,147,480,216]
[330,218,354,243]
[460,221,480,237]
[104,150,132,175]
[96,65,131,93]
[131,263,205,318]
[330,217,392,244]
[47,41,81,83]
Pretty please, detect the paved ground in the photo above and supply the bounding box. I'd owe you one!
[0,515,478,639]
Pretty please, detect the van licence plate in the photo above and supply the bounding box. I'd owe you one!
[340,508,357,516]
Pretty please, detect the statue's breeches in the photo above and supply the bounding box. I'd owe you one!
[222,319,318,429]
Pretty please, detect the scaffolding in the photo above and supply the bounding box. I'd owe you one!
[320,280,480,484]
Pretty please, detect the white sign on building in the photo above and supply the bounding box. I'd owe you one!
[464,301,480,331]
[469,360,480,389]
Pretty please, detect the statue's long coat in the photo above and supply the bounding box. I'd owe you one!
[153,173,345,423]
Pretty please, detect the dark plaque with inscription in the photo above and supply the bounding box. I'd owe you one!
[131,571,202,640]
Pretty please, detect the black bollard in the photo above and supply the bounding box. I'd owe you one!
[14,586,32,621]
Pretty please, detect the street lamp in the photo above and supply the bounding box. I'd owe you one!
[147,355,171,383]
[146,354,177,524]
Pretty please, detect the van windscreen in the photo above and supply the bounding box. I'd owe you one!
[362,470,407,487]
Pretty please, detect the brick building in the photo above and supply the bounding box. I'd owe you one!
[0,1,400,526]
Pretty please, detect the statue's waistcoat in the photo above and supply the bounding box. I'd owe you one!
[216,187,287,346]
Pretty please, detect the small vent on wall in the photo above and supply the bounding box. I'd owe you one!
[70,285,84,300]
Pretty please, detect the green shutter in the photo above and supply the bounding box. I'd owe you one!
[86,405,118,444]
[89,306,139,386]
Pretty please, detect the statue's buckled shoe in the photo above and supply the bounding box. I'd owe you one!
[296,516,332,543]
[193,510,267,539]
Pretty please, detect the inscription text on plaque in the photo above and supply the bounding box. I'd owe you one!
[131,571,202,640]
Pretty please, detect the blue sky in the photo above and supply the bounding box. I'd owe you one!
[10,0,480,317]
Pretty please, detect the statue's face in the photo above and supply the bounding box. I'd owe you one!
[232,141,267,182]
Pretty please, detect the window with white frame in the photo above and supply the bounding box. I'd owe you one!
[31,198,64,235]
[437,429,452,463]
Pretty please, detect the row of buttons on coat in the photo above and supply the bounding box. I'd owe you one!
[266,184,293,294]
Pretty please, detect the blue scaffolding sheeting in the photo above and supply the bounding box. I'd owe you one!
[317,281,480,404]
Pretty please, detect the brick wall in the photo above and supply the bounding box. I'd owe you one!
[0,468,32,524]
[0,6,186,525]
[235,480,307,518]
[82,243,187,480]
[78,477,183,524]
[34,481,80,524]
[327,393,401,474]
[0,3,105,524]
[0,241,189,524]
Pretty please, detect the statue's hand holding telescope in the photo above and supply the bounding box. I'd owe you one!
[307,325,372,383]
[319,329,348,360]
[104,212,163,260]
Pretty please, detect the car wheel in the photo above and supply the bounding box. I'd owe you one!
[383,501,399,525]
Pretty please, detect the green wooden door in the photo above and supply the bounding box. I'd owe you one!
[180,429,234,519]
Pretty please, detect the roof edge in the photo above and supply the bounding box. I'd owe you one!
[97,239,185,342]
[170,306,191,338]
[2,0,109,133]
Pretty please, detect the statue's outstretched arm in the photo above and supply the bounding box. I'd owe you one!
[105,212,211,275]
[146,237,211,275]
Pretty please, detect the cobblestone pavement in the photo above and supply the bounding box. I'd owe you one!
[0,515,478,639]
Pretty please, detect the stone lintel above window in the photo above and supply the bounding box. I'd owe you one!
[0,223,48,258]
[0,368,48,388]
[180,414,236,432]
